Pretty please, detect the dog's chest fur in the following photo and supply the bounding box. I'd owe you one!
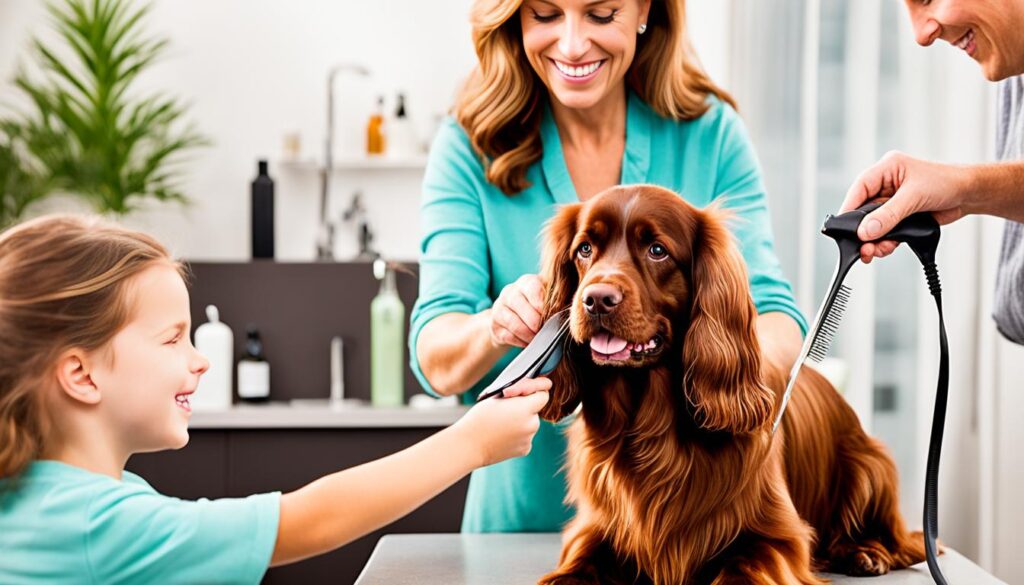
[563,367,778,581]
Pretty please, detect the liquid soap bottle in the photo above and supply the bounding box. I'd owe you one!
[366,96,386,156]
[237,325,271,403]
[192,305,233,410]
[388,93,418,158]
[371,259,404,407]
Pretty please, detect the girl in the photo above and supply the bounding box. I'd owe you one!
[0,214,550,584]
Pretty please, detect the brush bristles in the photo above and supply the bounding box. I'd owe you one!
[807,285,851,362]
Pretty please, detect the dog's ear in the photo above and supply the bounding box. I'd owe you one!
[682,208,774,433]
[538,203,582,422]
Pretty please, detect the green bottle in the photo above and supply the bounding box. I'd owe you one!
[371,258,405,407]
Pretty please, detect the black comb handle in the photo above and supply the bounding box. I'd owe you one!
[822,200,940,252]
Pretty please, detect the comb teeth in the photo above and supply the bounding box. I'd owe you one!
[807,284,851,362]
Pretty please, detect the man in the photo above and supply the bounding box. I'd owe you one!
[842,0,1024,343]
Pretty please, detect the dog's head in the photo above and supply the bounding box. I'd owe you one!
[538,185,774,433]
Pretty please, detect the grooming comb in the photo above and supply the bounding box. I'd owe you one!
[772,201,940,432]
[476,309,570,401]
[772,200,947,585]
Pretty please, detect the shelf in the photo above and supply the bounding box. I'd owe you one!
[188,401,467,429]
[279,155,428,172]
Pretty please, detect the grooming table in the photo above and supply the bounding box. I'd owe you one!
[355,533,1006,584]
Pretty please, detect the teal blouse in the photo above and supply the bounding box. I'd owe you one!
[409,91,806,533]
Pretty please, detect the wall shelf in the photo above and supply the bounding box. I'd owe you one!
[279,155,428,172]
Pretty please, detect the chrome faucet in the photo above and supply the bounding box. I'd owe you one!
[317,63,370,261]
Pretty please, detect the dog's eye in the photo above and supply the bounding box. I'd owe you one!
[577,242,593,259]
[648,243,668,260]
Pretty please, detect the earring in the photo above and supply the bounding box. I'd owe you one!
[638,23,647,34]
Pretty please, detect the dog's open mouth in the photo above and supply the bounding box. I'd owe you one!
[589,330,663,365]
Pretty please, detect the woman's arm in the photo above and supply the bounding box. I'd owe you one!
[417,311,506,396]
[269,381,550,566]
[756,311,803,370]
[418,272,547,396]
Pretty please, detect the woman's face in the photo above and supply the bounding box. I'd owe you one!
[520,0,651,111]
[905,0,1024,81]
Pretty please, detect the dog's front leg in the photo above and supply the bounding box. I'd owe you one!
[707,534,824,585]
[538,517,641,585]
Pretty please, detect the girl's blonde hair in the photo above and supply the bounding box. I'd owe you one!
[0,215,183,480]
[455,0,737,195]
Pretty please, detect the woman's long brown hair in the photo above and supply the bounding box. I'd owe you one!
[455,0,737,195]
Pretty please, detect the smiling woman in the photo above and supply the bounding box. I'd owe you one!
[411,0,807,535]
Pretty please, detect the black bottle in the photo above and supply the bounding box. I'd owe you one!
[251,160,275,259]
[237,325,270,402]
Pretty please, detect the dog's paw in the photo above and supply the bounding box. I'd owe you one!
[537,572,599,585]
[827,541,894,576]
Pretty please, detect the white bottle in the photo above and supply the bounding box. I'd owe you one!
[192,305,233,411]
[388,93,420,158]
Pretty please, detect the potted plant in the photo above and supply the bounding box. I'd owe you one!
[1,0,206,221]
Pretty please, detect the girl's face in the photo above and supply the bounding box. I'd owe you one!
[905,0,1024,81]
[520,0,651,112]
[90,264,208,454]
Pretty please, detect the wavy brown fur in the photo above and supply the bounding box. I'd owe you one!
[536,185,925,585]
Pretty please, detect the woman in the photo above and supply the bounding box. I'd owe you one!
[842,0,1024,343]
[409,0,806,533]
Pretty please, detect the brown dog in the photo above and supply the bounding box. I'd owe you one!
[536,185,925,584]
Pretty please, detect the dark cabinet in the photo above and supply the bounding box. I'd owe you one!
[127,428,469,585]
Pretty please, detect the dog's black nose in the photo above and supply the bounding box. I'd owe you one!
[582,283,623,315]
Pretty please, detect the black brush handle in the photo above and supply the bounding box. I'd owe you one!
[822,201,940,251]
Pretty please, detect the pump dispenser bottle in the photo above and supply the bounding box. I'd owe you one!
[371,259,404,406]
[192,305,233,410]
[237,325,271,402]
[366,96,386,155]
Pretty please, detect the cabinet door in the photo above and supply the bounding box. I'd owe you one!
[126,430,229,499]
[227,428,468,585]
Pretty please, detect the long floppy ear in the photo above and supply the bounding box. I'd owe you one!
[682,208,775,433]
[538,203,582,422]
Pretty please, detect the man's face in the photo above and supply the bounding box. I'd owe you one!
[904,0,1024,81]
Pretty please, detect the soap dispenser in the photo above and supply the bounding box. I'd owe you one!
[388,92,419,158]
[237,325,271,402]
[371,259,404,407]
[192,305,233,410]
[366,95,386,156]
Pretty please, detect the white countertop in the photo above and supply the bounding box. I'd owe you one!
[188,401,468,429]
[355,534,1007,585]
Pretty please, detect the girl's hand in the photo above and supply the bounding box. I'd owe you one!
[489,274,546,348]
[455,377,551,467]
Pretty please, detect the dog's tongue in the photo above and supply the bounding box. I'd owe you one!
[590,331,629,355]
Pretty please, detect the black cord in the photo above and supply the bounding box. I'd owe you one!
[921,261,949,585]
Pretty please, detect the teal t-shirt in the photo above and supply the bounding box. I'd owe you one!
[0,461,280,584]
[409,91,807,533]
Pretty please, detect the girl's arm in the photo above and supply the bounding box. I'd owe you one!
[268,380,550,566]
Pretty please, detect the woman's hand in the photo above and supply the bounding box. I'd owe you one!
[841,151,974,263]
[454,377,551,467]
[489,274,546,348]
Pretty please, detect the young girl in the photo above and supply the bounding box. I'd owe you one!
[0,214,551,584]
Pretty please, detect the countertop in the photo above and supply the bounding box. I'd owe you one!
[354,533,1006,585]
[187,402,467,429]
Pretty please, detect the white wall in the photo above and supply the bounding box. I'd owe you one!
[0,0,731,262]
[0,0,480,261]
